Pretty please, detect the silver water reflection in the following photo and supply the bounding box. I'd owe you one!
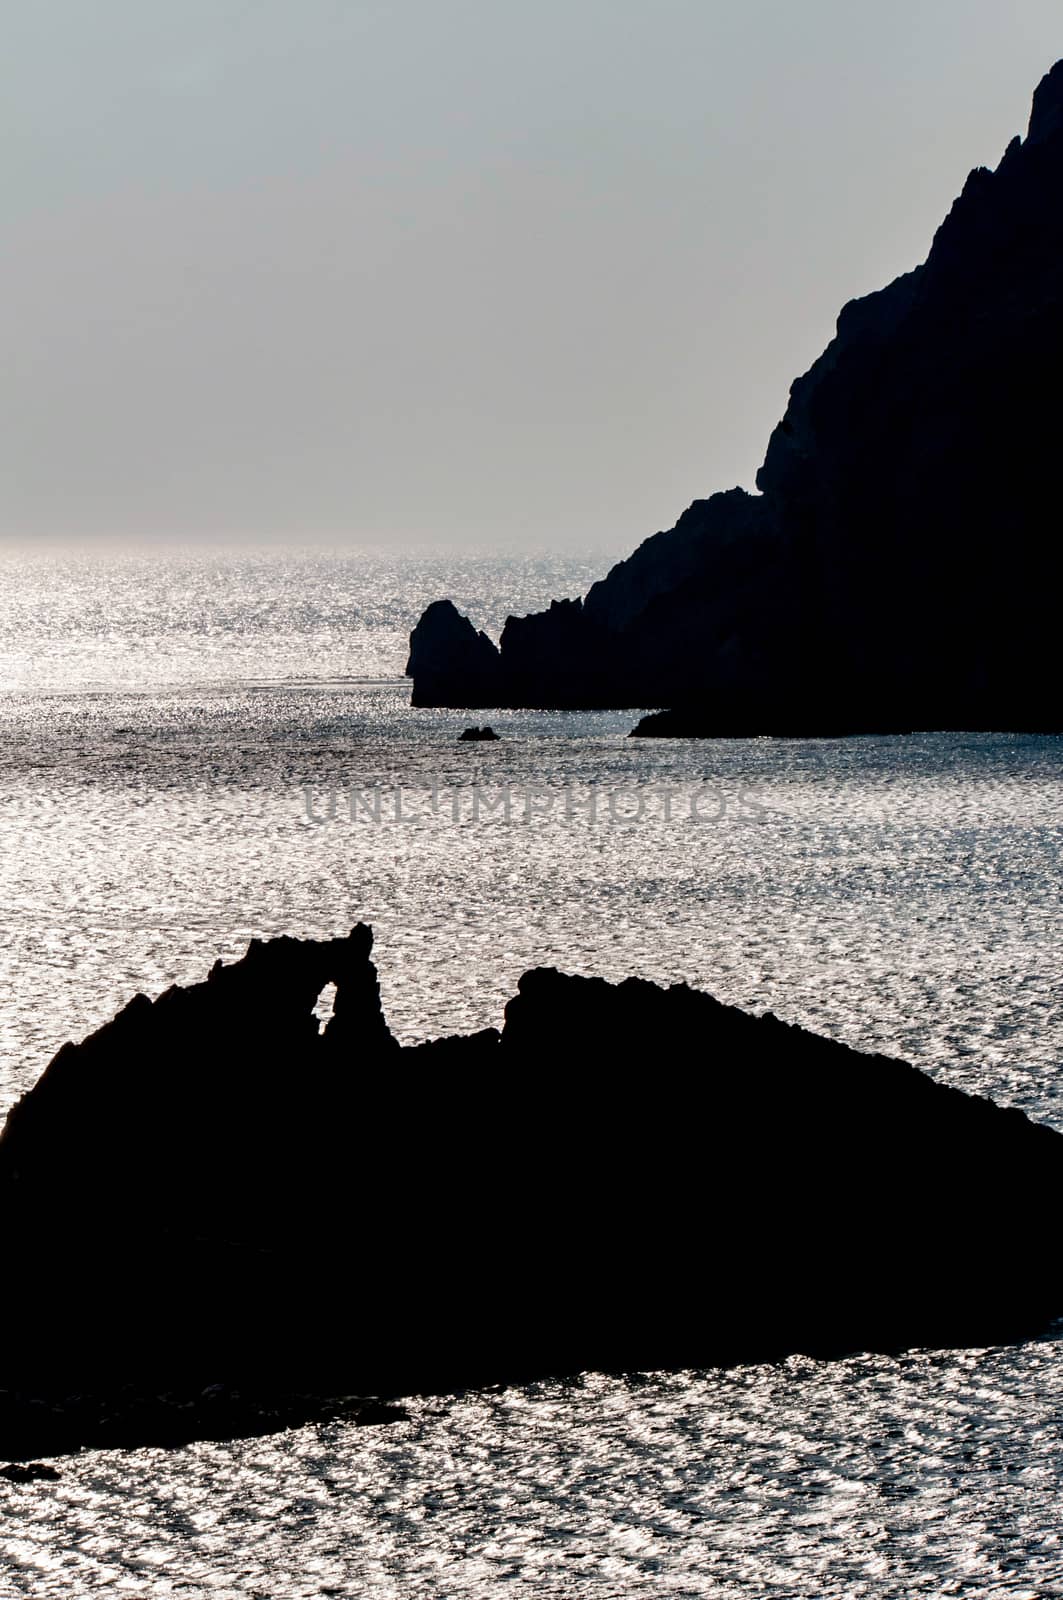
[0,552,1061,1596]
[4,1347,1062,1597]
[1,686,1059,1124]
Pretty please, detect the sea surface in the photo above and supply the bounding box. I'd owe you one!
[0,548,1061,1598]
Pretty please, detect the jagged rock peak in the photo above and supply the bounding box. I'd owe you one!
[1028,58,1063,145]
[406,598,501,708]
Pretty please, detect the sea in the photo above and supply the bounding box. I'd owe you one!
[0,546,1061,1599]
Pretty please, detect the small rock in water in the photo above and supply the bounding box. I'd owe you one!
[458,725,499,741]
[0,1462,61,1482]
[352,1402,410,1426]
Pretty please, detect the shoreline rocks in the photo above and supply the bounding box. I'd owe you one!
[2,927,1062,1455]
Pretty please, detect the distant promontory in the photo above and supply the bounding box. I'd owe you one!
[407,61,1063,734]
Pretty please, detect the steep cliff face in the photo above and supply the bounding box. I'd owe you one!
[2,929,1063,1453]
[408,62,1063,730]
[405,598,503,707]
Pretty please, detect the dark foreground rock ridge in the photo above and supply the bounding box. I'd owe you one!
[2,927,1062,1457]
[407,62,1063,733]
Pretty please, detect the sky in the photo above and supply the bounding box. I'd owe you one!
[3,1,1060,550]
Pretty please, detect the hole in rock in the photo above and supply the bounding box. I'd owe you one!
[313,981,337,1034]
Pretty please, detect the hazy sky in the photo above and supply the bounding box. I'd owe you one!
[4,2,1060,549]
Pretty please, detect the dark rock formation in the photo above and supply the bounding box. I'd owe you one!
[2,927,1062,1455]
[458,725,500,741]
[406,599,502,708]
[409,62,1063,733]
[630,708,712,739]
[0,1462,61,1483]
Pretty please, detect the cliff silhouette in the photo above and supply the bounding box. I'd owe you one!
[2,927,1062,1455]
[408,62,1063,733]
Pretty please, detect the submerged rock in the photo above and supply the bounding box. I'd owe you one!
[407,61,1063,732]
[0,1461,61,1483]
[1,928,1061,1455]
[0,1465,61,1484]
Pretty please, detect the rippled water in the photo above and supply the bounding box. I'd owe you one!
[6,1347,1063,1600]
[0,550,1061,1596]
[0,547,616,694]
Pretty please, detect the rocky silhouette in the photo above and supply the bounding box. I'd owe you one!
[407,599,502,708]
[407,62,1063,733]
[458,725,500,741]
[1,927,1062,1456]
